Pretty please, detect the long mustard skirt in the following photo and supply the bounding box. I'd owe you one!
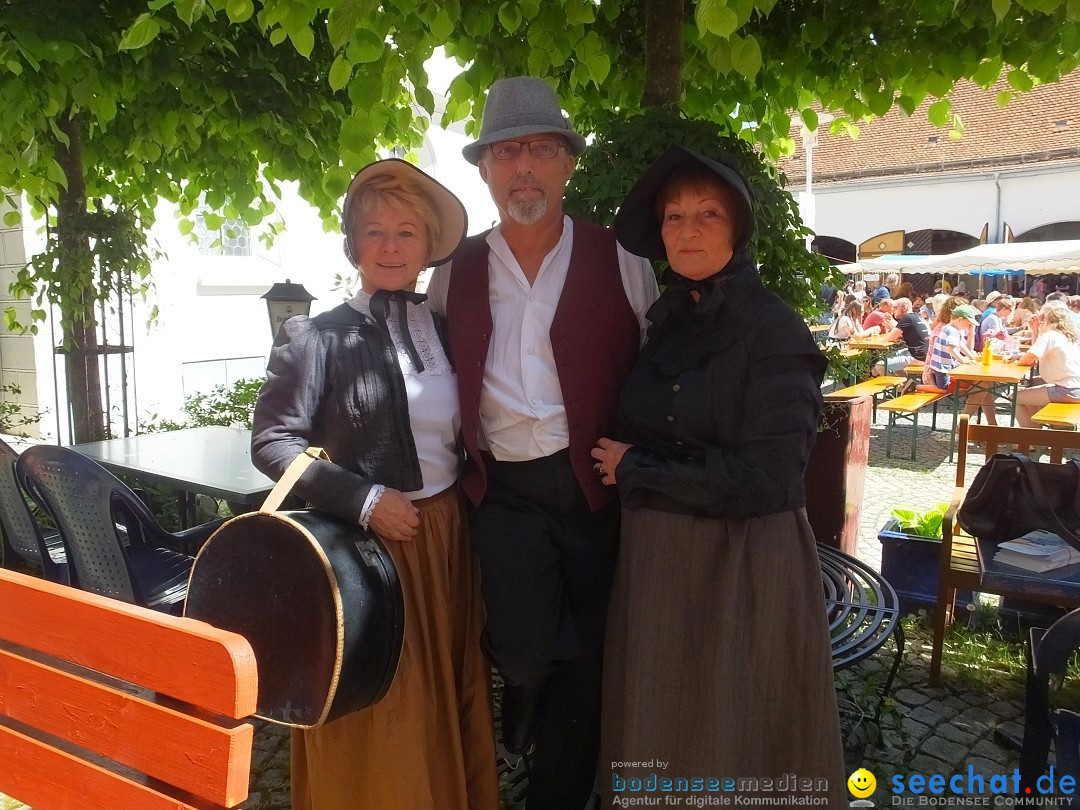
[291,488,500,810]
[601,506,848,806]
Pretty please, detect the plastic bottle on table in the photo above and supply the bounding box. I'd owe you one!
[982,342,993,365]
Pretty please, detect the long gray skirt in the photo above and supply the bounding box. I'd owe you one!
[601,506,848,806]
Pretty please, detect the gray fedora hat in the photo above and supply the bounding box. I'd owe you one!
[462,77,587,165]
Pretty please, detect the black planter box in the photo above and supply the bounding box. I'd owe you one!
[878,518,973,614]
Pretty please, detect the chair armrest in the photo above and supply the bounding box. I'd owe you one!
[171,517,229,547]
[942,486,966,543]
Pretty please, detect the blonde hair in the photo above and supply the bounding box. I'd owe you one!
[347,173,441,257]
[1038,303,1079,342]
[933,296,963,328]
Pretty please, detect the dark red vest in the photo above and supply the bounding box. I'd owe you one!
[446,219,641,510]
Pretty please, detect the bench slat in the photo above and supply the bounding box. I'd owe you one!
[0,649,252,805]
[0,570,256,718]
[879,392,948,413]
[0,720,211,810]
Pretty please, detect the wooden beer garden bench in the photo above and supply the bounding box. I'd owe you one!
[1031,403,1080,430]
[0,568,258,809]
[879,390,950,460]
[824,375,906,421]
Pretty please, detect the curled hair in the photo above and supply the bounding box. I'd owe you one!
[1038,302,1079,342]
[933,296,963,328]
[347,172,441,259]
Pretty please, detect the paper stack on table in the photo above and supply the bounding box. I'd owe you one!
[994,530,1080,572]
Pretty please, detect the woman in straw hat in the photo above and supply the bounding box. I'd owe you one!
[590,145,846,805]
[252,159,499,810]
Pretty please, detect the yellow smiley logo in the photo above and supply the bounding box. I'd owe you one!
[847,768,876,798]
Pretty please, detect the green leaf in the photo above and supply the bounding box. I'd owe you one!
[178,218,194,236]
[577,33,610,85]
[5,60,22,76]
[328,0,366,51]
[971,57,1003,87]
[896,95,917,116]
[290,28,315,59]
[925,71,952,98]
[802,17,829,49]
[1007,68,1034,91]
[928,98,952,126]
[430,9,454,41]
[706,39,732,74]
[996,90,1014,107]
[2,210,20,228]
[730,33,761,79]
[118,13,162,51]
[329,55,351,91]
[498,3,522,34]
[349,28,385,63]
[225,0,254,23]
[269,27,288,46]
[1069,0,1080,19]
[800,108,818,130]
[203,212,223,230]
[992,0,1011,21]
[696,0,740,38]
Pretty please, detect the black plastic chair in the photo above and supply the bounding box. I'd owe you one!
[1018,607,1080,799]
[0,438,69,584]
[16,445,225,615]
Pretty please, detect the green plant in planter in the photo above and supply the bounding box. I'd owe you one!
[889,503,951,539]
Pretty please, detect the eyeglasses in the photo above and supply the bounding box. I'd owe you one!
[488,140,565,161]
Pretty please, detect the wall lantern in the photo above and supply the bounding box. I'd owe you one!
[261,280,316,338]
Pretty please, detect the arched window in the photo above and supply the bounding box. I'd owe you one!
[1014,222,1080,242]
[811,236,857,265]
[903,229,979,255]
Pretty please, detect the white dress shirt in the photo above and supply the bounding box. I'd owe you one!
[348,290,460,506]
[427,216,658,462]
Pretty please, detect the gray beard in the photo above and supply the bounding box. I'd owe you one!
[506,195,547,225]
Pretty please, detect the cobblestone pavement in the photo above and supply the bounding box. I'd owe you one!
[0,407,1048,809]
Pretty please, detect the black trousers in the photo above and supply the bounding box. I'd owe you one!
[473,450,619,810]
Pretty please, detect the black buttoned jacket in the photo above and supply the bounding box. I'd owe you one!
[615,255,827,519]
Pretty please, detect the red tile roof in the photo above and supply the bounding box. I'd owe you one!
[780,70,1080,186]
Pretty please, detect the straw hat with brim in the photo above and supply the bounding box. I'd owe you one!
[985,290,1003,305]
[343,158,467,267]
[613,145,755,261]
[461,77,587,166]
[952,304,980,324]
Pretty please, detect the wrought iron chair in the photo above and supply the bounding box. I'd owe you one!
[16,445,225,614]
[0,438,69,584]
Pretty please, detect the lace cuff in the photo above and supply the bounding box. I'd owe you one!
[359,484,386,530]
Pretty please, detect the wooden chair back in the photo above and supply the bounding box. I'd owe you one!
[955,416,1080,485]
[0,568,258,809]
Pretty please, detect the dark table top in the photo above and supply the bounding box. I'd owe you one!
[71,426,274,505]
[977,535,1080,605]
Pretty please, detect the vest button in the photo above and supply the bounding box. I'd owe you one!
[666,415,675,422]
[672,384,681,392]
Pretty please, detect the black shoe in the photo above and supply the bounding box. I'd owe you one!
[500,682,543,755]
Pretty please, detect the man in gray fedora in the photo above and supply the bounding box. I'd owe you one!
[428,76,657,809]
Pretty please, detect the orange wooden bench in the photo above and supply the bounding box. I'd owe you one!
[879,391,950,460]
[0,568,258,809]
[1031,402,1080,430]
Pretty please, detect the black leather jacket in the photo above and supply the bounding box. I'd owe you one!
[251,302,424,524]
[615,255,827,519]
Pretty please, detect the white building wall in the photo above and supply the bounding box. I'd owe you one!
[12,124,499,442]
[800,162,1080,249]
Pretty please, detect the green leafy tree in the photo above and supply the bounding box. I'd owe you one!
[134,0,1080,312]
[0,1,365,441]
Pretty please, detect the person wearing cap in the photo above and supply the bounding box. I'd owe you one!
[252,159,500,810]
[919,303,999,425]
[426,76,658,809]
[588,146,846,805]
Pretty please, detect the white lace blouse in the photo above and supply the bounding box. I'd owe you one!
[348,290,460,509]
